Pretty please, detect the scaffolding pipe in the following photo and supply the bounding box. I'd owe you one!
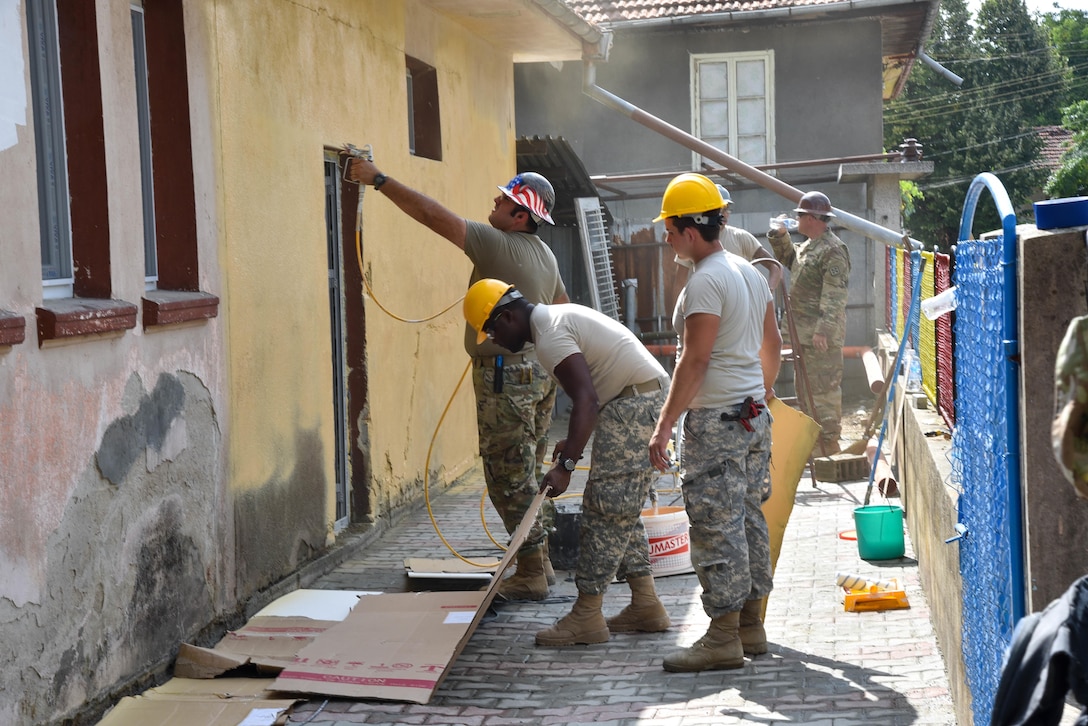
[581,62,923,251]
[622,279,639,334]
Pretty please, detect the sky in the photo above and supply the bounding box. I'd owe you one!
[968,0,1085,15]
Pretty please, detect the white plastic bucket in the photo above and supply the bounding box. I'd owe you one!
[642,506,694,577]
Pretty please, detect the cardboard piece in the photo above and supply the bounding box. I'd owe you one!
[175,617,341,678]
[148,677,285,698]
[175,590,376,679]
[404,557,498,579]
[98,697,297,726]
[97,677,299,726]
[252,589,376,620]
[270,489,546,703]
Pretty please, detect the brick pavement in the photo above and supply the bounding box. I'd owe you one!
[290,446,958,726]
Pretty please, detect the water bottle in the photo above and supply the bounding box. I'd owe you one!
[903,346,923,394]
[921,286,958,320]
[768,215,799,232]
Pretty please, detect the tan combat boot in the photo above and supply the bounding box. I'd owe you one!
[739,599,768,655]
[662,611,744,672]
[495,546,549,601]
[606,575,671,633]
[542,538,557,586]
[535,592,609,646]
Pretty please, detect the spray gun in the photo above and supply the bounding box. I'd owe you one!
[341,143,373,183]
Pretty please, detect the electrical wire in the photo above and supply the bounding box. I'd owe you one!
[884,72,1083,125]
[354,192,463,323]
[345,148,659,567]
[883,57,1088,113]
[421,358,502,567]
[345,147,522,567]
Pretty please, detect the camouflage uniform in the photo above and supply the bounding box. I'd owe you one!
[769,227,850,448]
[472,359,556,550]
[679,405,774,617]
[575,389,667,594]
[1054,315,1088,498]
[463,220,566,557]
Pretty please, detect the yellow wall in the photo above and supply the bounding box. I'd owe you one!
[203,0,517,531]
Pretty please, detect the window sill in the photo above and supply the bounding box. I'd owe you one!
[0,310,26,347]
[36,298,138,345]
[142,290,219,328]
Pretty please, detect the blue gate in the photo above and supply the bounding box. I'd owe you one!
[951,172,1024,725]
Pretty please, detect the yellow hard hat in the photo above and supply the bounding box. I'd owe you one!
[464,279,522,344]
[654,173,722,222]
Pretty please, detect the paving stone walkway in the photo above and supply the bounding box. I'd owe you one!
[290,449,957,725]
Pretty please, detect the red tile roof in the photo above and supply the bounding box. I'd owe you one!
[1036,125,1075,170]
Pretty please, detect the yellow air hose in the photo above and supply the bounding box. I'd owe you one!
[346,147,507,567]
[344,147,631,568]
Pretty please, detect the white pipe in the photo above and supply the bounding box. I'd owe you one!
[581,63,923,251]
[918,51,963,87]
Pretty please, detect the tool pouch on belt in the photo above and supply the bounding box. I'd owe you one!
[720,396,765,433]
[487,356,535,394]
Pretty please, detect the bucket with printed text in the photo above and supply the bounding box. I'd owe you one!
[642,505,694,577]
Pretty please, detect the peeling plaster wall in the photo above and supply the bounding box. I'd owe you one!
[1,0,523,721]
[0,2,228,723]
[0,373,221,723]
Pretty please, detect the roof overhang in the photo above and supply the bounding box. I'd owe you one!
[515,136,611,227]
[423,0,608,63]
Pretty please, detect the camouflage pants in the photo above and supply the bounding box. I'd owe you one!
[472,358,556,555]
[796,344,843,446]
[680,404,773,618]
[575,388,666,595]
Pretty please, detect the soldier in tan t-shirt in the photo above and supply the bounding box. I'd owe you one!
[346,159,568,602]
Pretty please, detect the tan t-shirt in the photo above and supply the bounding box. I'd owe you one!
[721,225,764,260]
[673,251,771,409]
[531,304,667,408]
[463,220,566,357]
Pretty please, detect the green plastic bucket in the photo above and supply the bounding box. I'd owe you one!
[853,505,905,560]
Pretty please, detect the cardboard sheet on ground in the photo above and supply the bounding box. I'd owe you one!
[253,588,378,619]
[96,677,299,726]
[174,590,378,678]
[404,557,498,579]
[761,398,821,615]
[269,489,546,704]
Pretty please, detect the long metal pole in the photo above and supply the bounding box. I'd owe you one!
[582,63,923,251]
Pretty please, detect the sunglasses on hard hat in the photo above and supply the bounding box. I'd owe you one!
[482,310,507,340]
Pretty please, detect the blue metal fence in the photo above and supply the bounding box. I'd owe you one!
[951,173,1024,726]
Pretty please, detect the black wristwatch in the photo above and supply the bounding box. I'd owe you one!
[372,173,388,191]
[558,454,578,472]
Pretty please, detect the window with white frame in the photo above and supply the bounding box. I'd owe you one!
[691,51,775,168]
[27,0,73,298]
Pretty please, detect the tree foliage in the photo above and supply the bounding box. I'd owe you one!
[1045,100,1088,198]
[884,0,1063,249]
[1042,8,1088,106]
